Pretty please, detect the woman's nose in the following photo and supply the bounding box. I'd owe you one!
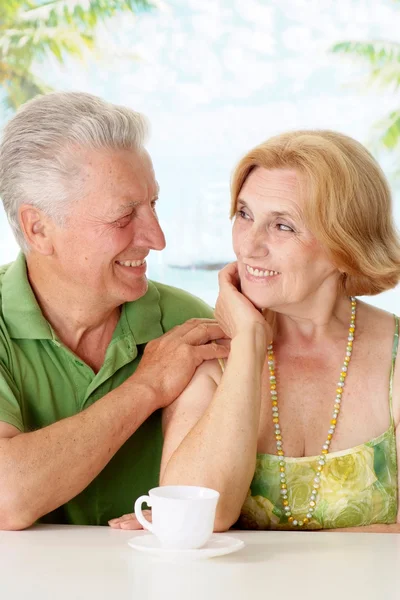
[240,226,269,258]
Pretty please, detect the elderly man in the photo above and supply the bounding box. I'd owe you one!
[0,92,228,530]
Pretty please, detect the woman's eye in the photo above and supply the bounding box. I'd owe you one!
[277,223,294,232]
[237,209,250,220]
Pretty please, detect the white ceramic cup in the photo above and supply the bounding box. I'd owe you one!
[134,485,220,550]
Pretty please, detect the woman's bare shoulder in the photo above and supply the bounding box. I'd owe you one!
[195,358,225,386]
[161,359,224,441]
[358,300,400,424]
[356,299,397,339]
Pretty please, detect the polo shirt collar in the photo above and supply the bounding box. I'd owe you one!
[123,280,164,345]
[2,253,53,340]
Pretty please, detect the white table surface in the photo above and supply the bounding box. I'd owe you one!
[0,525,399,600]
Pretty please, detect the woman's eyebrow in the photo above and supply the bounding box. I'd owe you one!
[269,210,296,219]
[237,199,297,219]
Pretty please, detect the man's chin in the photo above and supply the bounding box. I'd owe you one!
[119,278,149,303]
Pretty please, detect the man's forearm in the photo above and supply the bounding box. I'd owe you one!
[0,378,157,530]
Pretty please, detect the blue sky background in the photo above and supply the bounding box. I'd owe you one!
[1,0,400,307]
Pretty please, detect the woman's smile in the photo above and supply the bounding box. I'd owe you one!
[244,263,281,282]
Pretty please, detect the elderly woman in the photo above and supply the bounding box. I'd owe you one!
[111,130,400,532]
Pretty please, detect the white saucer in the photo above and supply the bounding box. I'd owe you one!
[128,533,245,560]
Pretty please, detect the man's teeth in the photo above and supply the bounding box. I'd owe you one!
[246,265,279,277]
[117,259,146,267]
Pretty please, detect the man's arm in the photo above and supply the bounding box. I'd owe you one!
[0,319,228,530]
[0,379,157,530]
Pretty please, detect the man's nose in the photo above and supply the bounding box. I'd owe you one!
[136,213,166,251]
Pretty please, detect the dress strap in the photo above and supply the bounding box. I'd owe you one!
[217,358,226,373]
[389,315,399,425]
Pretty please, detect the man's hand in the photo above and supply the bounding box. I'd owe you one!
[108,510,151,530]
[133,319,229,409]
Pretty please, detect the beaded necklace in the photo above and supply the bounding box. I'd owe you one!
[267,297,356,527]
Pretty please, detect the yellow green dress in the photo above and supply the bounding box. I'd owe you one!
[224,316,398,530]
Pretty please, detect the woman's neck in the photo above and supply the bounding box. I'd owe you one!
[272,292,352,347]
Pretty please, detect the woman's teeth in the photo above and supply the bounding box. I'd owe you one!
[116,259,146,267]
[246,265,279,278]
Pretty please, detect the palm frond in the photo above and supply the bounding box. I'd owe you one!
[19,0,154,28]
[332,41,400,90]
[332,37,400,154]
[0,0,27,22]
[0,0,158,110]
[0,65,52,110]
[369,63,400,91]
[332,40,400,67]
[0,26,94,64]
[374,110,400,150]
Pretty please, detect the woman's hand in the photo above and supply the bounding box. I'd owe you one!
[215,262,273,344]
[108,510,152,530]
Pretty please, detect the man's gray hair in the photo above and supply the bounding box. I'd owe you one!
[0,91,149,252]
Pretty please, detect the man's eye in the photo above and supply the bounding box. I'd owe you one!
[115,214,132,227]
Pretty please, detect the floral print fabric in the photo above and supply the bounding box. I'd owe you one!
[236,315,399,530]
[238,427,398,530]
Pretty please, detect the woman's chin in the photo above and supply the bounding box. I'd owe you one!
[241,286,275,311]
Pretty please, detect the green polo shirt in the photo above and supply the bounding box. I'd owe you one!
[0,253,214,525]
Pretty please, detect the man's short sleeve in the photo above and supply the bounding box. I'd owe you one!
[153,282,214,331]
[0,361,23,431]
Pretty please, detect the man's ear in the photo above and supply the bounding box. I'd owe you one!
[19,204,54,255]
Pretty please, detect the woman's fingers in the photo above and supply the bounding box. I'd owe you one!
[218,262,239,289]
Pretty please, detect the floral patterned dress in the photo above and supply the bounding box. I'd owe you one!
[222,316,399,530]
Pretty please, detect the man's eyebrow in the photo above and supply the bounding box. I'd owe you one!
[110,194,159,217]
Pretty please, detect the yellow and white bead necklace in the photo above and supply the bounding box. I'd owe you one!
[267,297,356,527]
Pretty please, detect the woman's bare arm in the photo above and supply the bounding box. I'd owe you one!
[160,328,266,531]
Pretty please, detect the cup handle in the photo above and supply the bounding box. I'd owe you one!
[134,495,154,532]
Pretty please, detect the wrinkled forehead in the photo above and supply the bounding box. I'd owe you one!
[76,146,155,181]
[70,147,158,213]
[238,167,305,217]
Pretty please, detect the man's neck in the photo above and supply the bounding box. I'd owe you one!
[26,255,120,356]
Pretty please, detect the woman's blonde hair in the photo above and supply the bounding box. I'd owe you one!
[231,130,400,296]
